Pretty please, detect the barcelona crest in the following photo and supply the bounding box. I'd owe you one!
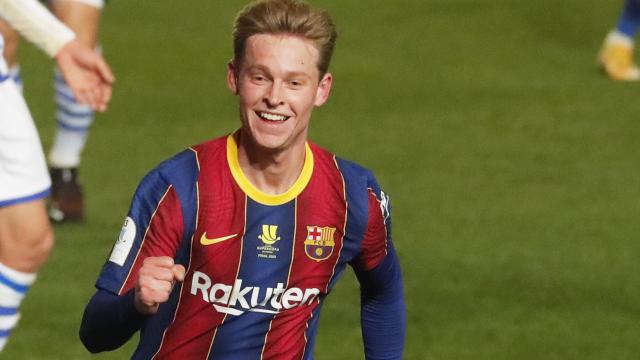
[304,226,336,262]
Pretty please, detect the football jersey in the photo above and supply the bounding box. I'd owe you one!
[96,134,393,359]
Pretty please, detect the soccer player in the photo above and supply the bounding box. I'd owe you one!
[0,0,113,352]
[79,0,406,358]
[599,0,640,81]
[0,0,106,222]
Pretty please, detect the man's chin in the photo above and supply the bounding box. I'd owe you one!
[241,131,287,152]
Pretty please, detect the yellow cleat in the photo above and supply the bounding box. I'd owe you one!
[598,31,640,81]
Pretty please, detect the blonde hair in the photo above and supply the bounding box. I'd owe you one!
[233,0,338,76]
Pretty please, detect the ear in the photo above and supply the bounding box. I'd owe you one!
[227,60,239,95]
[314,73,333,107]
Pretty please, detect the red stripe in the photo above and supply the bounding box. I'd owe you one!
[261,146,347,359]
[355,189,388,271]
[153,138,247,358]
[119,186,184,295]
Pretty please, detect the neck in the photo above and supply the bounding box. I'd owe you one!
[234,132,307,195]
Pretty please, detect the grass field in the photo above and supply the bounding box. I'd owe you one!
[5,0,640,358]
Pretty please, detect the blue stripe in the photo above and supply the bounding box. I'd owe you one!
[303,302,325,360]
[0,272,30,294]
[0,188,50,207]
[55,89,76,103]
[0,74,9,83]
[0,329,11,338]
[0,306,17,316]
[57,120,91,132]
[54,72,66,84]
[209,199,296,359]
[57,105,93,118]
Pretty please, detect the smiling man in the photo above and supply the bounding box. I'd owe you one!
[79,1,405,359]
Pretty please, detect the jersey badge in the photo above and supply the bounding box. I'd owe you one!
[257,224,280,259]
[109,217,136,266]
[304,226,336,262]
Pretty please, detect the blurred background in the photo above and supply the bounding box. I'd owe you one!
[7,0,640,358]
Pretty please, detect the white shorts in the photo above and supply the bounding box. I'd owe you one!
[0,79,51,207]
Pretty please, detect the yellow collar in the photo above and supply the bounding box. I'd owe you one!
[226,135,314,206]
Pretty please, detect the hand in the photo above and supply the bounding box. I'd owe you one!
[54,39,115,112]
[134,256,186,315]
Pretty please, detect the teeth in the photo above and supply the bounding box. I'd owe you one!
[259,112,287,121]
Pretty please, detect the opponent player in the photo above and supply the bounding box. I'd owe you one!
[80,0,405,358]
[599,0,640,81]
[0,0,105,222]
[0,0,113,352]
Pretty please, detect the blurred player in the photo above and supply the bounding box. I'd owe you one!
[0,0,105,222]
[599,0,640,81]
[0,0,113,351]
[80,0,406,358]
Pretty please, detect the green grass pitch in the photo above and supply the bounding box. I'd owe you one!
[5,0,640,358]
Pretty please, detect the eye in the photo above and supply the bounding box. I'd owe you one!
[288,79,304,88]
[249,73,269,84]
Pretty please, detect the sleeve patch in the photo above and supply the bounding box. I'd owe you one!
[109,217,137,266]
[379,190,390,223]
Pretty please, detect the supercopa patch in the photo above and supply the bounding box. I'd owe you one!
[109,216,136,266]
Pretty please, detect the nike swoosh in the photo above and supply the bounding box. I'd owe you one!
[200,233,237,246]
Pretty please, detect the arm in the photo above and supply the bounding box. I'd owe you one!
[80,289,147,353]
[80,257,185,353]
[0,0,74,57]
[352,176,406,359]
[79,166,188,352]
[355,245,406,360]
[0,0,114,111]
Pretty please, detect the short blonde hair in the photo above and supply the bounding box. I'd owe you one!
[233,0,338,76]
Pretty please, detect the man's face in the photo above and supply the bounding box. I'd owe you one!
[228,33,333,151]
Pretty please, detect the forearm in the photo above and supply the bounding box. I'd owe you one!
[79,289,148,353]
[0,0,74,57]
[356,247,406,360]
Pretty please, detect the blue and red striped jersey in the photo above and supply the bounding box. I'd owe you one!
[94,134,399,359]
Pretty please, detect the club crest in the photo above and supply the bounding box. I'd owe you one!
[304,226,336,262]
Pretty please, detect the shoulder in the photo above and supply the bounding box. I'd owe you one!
[138,149,198,193]
[311,142,386,215]
[189,135,228,162]
[144,135,228,184]
[309,141,374,184]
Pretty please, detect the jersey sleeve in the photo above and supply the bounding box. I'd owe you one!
[352,173,406,359]
[0,0,75,57]
[95,167,185,296]
[352,174,392,272]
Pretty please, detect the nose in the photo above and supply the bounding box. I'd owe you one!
[264,82,284,107]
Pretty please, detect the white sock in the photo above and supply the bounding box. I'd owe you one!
[606,29,635,47]
[0,263,36,352]
[48,127,89,168]
[49,68,94,168]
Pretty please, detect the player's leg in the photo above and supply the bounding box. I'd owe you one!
[0,19,22,91]
[0,201,54,351]
[47,0,104,222]
[0,78,54,352]
[599,0,640,81]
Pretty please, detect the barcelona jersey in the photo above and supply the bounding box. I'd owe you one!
[94,134,396,359]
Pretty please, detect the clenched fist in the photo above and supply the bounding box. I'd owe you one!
[134,256,186,315]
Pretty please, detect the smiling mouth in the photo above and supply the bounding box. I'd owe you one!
[256,111,290,122]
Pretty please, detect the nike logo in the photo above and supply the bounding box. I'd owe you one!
[200,233,237,246]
